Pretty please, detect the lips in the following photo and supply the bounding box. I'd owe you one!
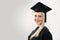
[36,20,41,23]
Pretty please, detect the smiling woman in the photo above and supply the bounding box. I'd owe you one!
[34,12,45,25]
[28,2,53,40]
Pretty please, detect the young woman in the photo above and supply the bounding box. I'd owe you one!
[28,2,53,40]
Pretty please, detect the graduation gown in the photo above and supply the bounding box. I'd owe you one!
[28,26,52,40]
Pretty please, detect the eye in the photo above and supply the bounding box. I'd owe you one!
[39,15,42,17]
[34,15,37,17]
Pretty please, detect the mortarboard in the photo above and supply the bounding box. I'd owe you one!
[30,2,52,22]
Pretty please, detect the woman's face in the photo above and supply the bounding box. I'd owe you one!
[34,12,44,25]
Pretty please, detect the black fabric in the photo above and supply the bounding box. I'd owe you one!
[28,27,53,40]
[31,2,52,13]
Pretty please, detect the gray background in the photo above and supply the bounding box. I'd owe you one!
[0,0,60,40]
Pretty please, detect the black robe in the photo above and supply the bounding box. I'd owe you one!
[28,26,53,40]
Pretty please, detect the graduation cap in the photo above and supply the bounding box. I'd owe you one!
[30,2,52,22]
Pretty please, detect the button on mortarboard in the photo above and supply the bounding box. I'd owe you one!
[30,2,52,22]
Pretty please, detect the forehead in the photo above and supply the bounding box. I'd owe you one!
[34,12,44,15]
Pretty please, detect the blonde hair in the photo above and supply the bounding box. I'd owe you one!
[30,12,45,40]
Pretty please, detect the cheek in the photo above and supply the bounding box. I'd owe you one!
[34,17,36,21]
[39,17,43,21]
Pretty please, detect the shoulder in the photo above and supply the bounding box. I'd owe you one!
[39,26,52,37]
[43,27,53,40]
[43,27,52,36]
[43,26,51,33]
[39,26,53,40]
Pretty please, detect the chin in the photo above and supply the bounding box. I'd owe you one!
[36,23,42,25]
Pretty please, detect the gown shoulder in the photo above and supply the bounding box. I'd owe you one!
[39,26,53,40]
